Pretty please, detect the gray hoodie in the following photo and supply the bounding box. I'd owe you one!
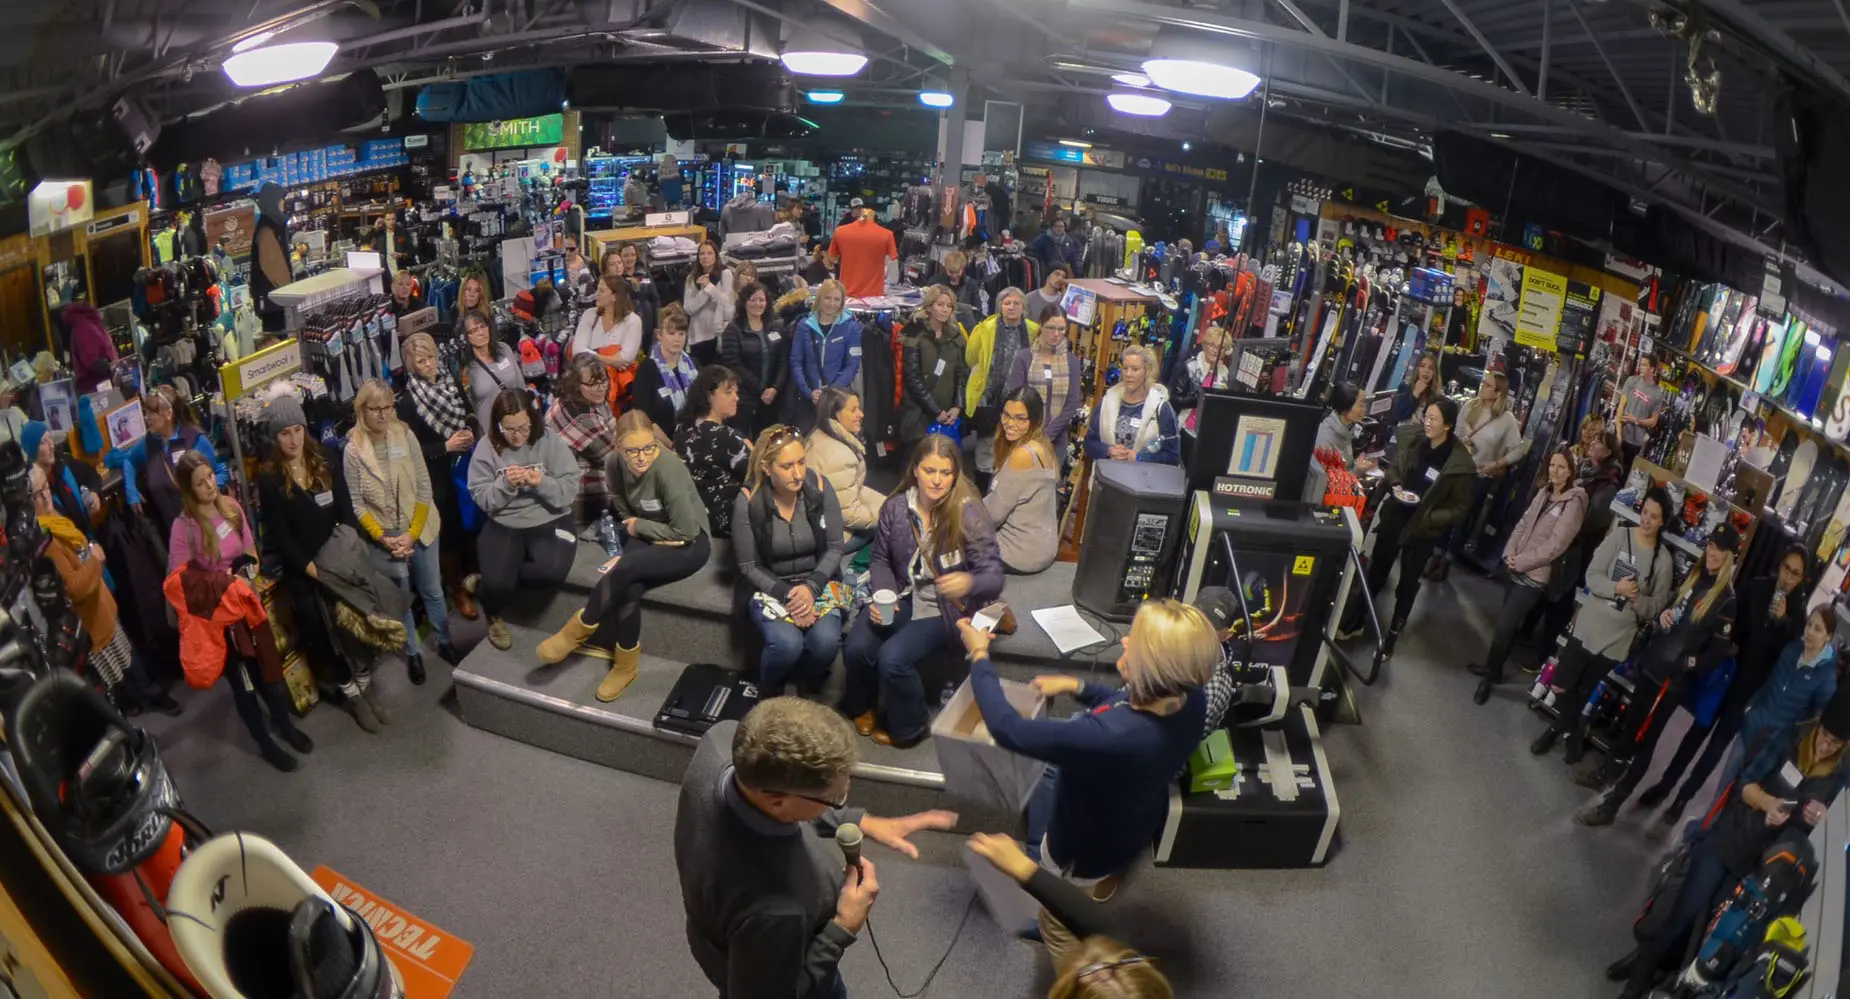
[467,433,582,529]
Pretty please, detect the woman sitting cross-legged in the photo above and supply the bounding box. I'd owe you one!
[537,411,712,702]
[806,386,884,552]
[840,434,1004,748]
[469,388,583,652]
[166,450,313,772]
[733,425,847,695]
[674,365,753,539]
[958,598,1213,931]
[545,354,618,533]
[984,386,1060,574]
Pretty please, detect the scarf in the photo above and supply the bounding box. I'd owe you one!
[1027,341,1071,424]
[408,369,470,438]
[653,345,697,411]
[37,511,87,551]
[985,321,1027,404]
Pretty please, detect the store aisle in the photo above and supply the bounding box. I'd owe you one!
[137,570,1677,998]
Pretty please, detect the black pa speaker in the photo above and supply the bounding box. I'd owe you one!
[1072,461,1189,622]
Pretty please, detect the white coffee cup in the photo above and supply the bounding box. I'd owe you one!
[872,588,898,622]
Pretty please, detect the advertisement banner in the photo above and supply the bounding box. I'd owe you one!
[460,113,565,151]
[1476,255,1523,348]
[311,867,475,998]
[204,201,256,258]
[1515,267,1568,351]
[1558,282,1602,355]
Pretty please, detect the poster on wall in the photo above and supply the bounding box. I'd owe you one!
[1515,268,1568,350]
[39,379,74,436]
[460,114,564,151]
[1477,255,1523,348]
[1558,283,1602,355]
[28,181,94,236]
[204,201,257,258]
[104,399,144,450]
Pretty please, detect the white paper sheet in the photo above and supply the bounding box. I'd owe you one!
[1030,605,1108,655]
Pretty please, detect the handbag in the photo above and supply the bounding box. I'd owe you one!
[450,455,482,531]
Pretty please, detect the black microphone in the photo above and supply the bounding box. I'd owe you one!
[835,823,864,882]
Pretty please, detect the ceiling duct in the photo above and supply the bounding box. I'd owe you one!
[571,63,795,114]
[415,70,567,123]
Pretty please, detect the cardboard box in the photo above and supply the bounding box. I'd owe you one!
[1187,729,1237,794]
[931,677,1047,814]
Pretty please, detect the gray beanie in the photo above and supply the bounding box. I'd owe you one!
[264,395,307,439]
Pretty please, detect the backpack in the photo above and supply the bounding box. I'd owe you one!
[1686,838,1817,992]
[1634,838,1696,943]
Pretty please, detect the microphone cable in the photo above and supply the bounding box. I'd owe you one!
[863,890,980,998]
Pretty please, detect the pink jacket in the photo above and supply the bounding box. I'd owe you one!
[1505,484,1588,584]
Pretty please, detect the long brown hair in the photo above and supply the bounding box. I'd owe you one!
[557,354,610,416]
[891,434,978,558]
[599,274,634,324]
[993,386,1053,472]
[264,422,332,496]
[176,450,242,565]
[692,239,725,282]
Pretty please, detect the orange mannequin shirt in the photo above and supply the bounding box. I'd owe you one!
[829,219,898,299]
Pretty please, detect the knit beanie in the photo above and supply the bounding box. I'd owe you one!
[18,420,47,460]
[264,395,307,439]
[1822,687,1850,741]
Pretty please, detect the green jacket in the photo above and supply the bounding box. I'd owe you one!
[1385,425,1479,544]
[603,448,711,543]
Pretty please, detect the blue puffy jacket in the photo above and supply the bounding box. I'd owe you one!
[1742,639,1838,747]
[789,312,863,400]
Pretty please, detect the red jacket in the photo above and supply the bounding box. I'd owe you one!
[162,567,282,688]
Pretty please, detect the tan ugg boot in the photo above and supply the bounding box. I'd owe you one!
[537,611,595,664]
[596,644,641,702]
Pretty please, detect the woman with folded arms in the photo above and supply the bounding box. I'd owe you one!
[674,365,753,539]
[1006,307,1084,466]
[985,387,1059,574]
[470,389,583,652]
[537,411,711,703]
[1083,345,1179,467]
[733,424,846,695]
[720,280,789,436]
[683,239,736,367]
[806,386,884,551]
[898,284,971,449]
[840,435,1004,748]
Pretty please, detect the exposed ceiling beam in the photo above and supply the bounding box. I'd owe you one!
[1432,0,1530,95]
[1561,0,1648,130]
[1667,0,1850,108]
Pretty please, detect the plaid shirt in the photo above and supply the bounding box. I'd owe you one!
[546,400,616,526]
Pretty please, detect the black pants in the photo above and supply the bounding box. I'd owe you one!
[476,515,579,616]
[1548,640,1619,737]
[226,655,299,753]
[1605,676,1682,805]
[1626,839,1734,993]
[1646,698,1744,807]
[1347,504,1434,630]
[585,534,711,649]
[1482,578,1548,682]
[281,572,351,685]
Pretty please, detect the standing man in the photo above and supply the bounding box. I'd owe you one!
[1029,219,1077,275]
[1614,352,1663,469]
[675,698,956,999]
[1024,264,1071,324]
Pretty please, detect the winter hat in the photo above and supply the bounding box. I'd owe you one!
[1823,687,1850,741]
[264,395,307,439]
[18,420,46,460]
[1194,586,1241,633]
[1710,522,1743,553]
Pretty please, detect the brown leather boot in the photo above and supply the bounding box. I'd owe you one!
[537,611,595,664]
[596,644,640,702]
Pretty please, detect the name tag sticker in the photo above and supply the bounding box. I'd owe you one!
[659,387,672,398]
[1043,365,1053,382]
[1423,467,1439,483]
[214,520,233,539]
[938,551,963,571]
[554,528,576,543]
[767,332,781,343]
[388,445,408,459]
[640,498,663,512]
[933,358,946,377]
[849,346,862,357]
[170,450,188,465]
[1781,761,1804,787]
[314,491,334,508]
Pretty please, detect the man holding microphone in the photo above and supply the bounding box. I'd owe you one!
[674,697,956,998]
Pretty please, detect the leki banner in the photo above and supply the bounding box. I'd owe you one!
[311,867,475,998]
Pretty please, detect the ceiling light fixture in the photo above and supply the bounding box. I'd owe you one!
[1106,92,1172,117]
[807,90,846,104]
[918,74,954,108]
[222,40,339,88]
[781,19,867,77]
[1058,138,1093,148]
[232,31,276,53]
[1111,71,1151,87]
[1142,27,1261,100]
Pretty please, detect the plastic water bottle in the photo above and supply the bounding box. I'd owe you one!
[597,511,623,558]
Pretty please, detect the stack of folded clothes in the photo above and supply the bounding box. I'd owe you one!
[724,222,803,261]
[645,235,699,264]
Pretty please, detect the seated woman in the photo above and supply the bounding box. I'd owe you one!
[1609,695,1850,999]
[572,275,643,409]
[23,421,105,541]
[108,384,226,540]
[1006,308,1084,467]
[840,435,1004,748]
[898,285,970,449]
[546,355,618,532]
[673,365,752,539]
[33,466,178,717]
[720,280,789,436]
[806,386,884,551]
[537,411,711,703]
[631,305,700,432]
[733,425,847,695]
[984,387,1059,574]
[958,599,1212,919]
[399,331,481,619]
[345,378,457,685]
[1467,448,1586,704]
[169,450,313,771]
[1313,381,1379,475]
[460,309,524,430]
[469,389,583,652]
[1083,345,1179,466]
[255,396,391,733]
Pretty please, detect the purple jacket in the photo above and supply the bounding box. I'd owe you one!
[66,304,118,394]
[870,491,1005,631]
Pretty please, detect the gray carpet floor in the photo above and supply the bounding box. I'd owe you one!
[135,568,1703,999]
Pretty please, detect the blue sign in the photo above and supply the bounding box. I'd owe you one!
[1026,141,1087,164]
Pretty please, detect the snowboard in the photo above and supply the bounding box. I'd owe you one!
[1776,436,1820,521]
[1715,299,1760,376]
[1817,469,1850,562]
[1770,319,1808,400]
[1798,335,1834,421]
[1823,346,1850,441]
[1799,453,1847,546]
[1755,317,1794,395]
[1684,285,1717,355]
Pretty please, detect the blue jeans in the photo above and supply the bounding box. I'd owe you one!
[841,602,949,743]
[755,608,845,695]
[1024,763,1059,862]
[369,540,451,657]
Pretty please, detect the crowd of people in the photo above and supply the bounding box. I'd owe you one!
[1334,349,1849,999]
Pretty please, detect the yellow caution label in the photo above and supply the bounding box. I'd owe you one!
[1293,555,1316,576]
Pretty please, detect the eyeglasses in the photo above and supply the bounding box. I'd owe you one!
[999,411,1031,425]
[1076,956,1153,982]
[500,422,533,437]
[620,442,660,460]
[362,404,394,415]
[774,778,850,810]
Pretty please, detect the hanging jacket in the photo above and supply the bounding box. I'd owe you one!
[163,566,281,688]
[309,525,411,652]
[96,512,180,680]
[858,321,901,456]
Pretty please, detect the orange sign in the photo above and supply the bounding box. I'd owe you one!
[311,867,475,998]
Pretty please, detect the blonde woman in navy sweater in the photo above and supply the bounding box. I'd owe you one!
[958,598,1215,958]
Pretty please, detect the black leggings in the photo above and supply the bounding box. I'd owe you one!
[1348,503,1433,629]
[281,572,351,685]
[1481,580,1548,682]
[476,515,579,616]
[585,534,711,649]
[1547,640,1620,736]
[226,656,299,753]
[1648,699,1745,806]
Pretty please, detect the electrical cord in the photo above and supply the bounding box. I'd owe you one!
[864,891,981,998]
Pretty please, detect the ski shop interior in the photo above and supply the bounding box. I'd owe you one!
[5,1,1850,998]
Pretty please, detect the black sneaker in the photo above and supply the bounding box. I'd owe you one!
[1465,662,1489,677]
[1529,729,1558,756]
[1637,784,1669,809]
[436,643,462,667]
[148,693,183,716]
[1571,759,1625,790]
[1472,677,1495,705]
[1604,948,1639,981]
[261,744,300,772]
[408,654,427,686]
[276,726,315,755]
[1577,797,1619,827]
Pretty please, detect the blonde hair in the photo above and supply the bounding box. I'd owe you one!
[1118,345,1159,379]
[352,378,401,431]
[943,249,969,272]
[813,278,847,322]
[1197,326,1233,355]
[732,697,857,794]
[1050,936,1172,999]
[914,284,959,330]
[402,332,440,375]
[1466,371,1510,425]
[1677,549,1737,624]
[1123,599,1219,703]
[175,450,242,566]
[613,408,674,454]
[747,424,808,495]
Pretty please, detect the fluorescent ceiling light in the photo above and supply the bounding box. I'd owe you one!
[1107,92,1172,116]
[781,19,867,77]
[222,40,339,88]
[919,90,954,108]
[807,90,846,104]
[232,31,276,53]
[1143,27,1261,100]
[1111,72,1151,87]
[1058,138,1092,148]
